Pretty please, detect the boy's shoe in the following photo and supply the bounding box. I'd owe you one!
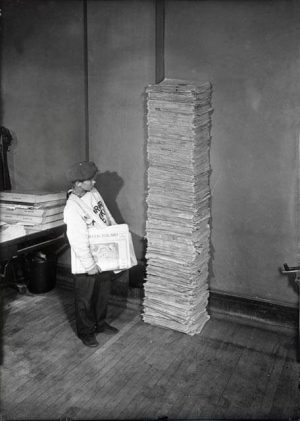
[96,322,119,334]
[81,334,99,347]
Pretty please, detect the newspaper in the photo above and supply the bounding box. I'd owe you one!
[88,223,137,272]
[0,223,27,243]
[143,79,213,335]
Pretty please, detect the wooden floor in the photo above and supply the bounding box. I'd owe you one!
[0,286,300,420]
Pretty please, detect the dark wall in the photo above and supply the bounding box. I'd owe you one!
[2,0,299,307]
[1,0,86,191]
[87,0,156,259]
[1,0,155,262]
[165,0,300,306]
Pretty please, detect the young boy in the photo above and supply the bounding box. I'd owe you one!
[64,160,118,347]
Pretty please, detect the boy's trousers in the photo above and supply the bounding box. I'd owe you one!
[74,271,112,338]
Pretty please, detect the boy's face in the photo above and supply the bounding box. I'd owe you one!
[76,177,96,192]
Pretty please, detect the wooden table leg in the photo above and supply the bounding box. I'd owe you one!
[0,257,29,294]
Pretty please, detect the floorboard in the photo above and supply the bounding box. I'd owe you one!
[1,286,299,420]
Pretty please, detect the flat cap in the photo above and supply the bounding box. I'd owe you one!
[66,161,98,182]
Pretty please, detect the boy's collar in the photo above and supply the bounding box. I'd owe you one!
[71,187,86,198]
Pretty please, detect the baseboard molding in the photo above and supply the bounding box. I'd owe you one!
[208,291,298,333]
[56,265,298,332]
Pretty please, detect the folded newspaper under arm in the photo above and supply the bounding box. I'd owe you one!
[88,223,137,272]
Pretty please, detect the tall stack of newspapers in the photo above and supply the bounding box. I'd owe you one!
[143,78,213,335]
[0,190,66,237]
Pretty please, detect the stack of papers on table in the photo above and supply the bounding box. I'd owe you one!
[0,190,66,232]
[143,79,213,335]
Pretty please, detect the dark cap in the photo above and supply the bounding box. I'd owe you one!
[66,161,98,182]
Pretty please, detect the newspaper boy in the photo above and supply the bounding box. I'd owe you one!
[64,161,119,347]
